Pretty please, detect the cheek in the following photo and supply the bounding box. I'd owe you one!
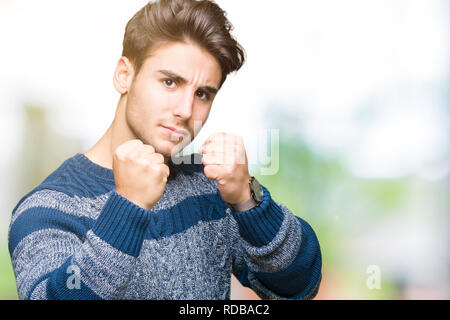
[129,84,170,121]
[190,106,212,132]
[197,105,212,122]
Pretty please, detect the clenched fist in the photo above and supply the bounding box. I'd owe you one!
[113,139,170,210]
[199,133,252,205]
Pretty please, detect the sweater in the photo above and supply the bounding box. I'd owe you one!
[8,152,322,300]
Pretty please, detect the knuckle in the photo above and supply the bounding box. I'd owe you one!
[210,132,225,141]
[136,158,149,168]
[203,165,212,176]
[114,148,128,161]
[153,164,169,178]
[116,140,143,158]
[162,164,170,176]
[152,163,163,172]
[145,144,155,153]
[126,139,143,149]
[113,148,123,158]
[142,161,152,170]
[154,153,164,163]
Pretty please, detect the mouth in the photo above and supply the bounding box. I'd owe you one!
[161,125,188,139]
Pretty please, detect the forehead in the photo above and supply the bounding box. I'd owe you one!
[141,41,222,87]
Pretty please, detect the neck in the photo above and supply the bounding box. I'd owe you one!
[84,123,114,170]
[84,95,139,170]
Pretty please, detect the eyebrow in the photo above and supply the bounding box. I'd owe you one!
[156,69,219,95]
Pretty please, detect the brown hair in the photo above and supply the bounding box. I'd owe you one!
[122,0,246,89]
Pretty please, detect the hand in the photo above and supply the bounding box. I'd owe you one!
[113,139,170,210]
[199,133,251,205]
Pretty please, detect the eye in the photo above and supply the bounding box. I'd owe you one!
[163,79,176,88]
[196,90,210,101]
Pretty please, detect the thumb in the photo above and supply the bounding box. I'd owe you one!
[203,164,220,181]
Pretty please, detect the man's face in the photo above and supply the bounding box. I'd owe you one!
[124,41,222,158]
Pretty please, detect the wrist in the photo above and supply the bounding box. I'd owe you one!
[226,176,263,212]
[115,189,154,210]
[227,177,258,212]
[231,187,252,205]
[227,196,258,212]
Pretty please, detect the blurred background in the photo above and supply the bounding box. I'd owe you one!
[0,0,449,299]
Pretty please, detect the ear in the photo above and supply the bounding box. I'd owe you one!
[113,56,135,95]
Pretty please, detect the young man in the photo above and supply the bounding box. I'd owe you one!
[9,0,322,300]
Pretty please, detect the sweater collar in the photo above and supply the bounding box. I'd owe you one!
[72,153,115,182]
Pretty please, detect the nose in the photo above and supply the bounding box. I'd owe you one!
[172,89,194,120]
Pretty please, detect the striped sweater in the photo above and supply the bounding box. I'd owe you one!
[8,153,322,300]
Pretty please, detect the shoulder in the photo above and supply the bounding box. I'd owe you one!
[11,157,71,215]
[11,154,109,217]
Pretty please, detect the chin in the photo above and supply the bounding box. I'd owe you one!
[153,140,183,157]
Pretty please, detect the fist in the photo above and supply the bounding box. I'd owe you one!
[199,133,251,205]
[113,139,170,210]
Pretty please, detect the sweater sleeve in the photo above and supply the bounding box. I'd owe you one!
[230,185,322,300]
[8,190,152,300]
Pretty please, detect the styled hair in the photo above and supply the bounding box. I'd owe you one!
[122,0,246,89]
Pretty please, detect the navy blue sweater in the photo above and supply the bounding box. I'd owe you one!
[8,153,322,299]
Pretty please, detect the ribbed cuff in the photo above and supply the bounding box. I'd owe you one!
[231,186,285,247]
[92,191,151,257]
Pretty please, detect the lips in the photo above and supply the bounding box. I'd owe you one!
[162,125,188,137]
